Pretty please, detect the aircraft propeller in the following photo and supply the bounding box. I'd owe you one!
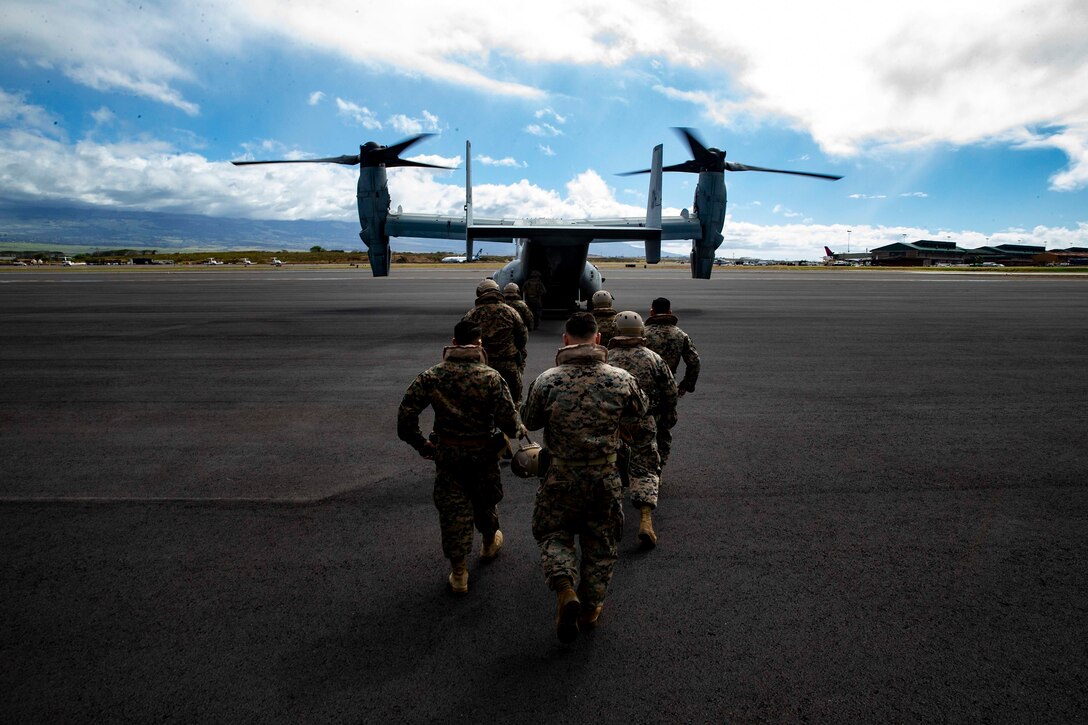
[231,133,455,169]
[618,127,842,180]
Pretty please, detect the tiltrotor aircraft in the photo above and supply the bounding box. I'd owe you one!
[232,128,841,310]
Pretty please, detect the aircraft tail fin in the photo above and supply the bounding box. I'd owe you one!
[465,140,474,259]
[645,143,663,264]
[824,246,834,257]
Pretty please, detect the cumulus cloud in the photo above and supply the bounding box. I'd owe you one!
[1009,123,1088,191]
[0,1,204,115]
[6,1,1087,187]
[2,127,1086,259]
[0,89,63,137]
[538,144,556,157]
[335,98,382,130]
[525,123,563,138]
[475,155,527,168]
[89,106,116,126]
[388,111,441,135]
[535,108,567,124]
[308,91,326,106]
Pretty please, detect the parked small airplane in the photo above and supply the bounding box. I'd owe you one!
[270,258,284,266]
[204,258,222,265]
[61,257,87,266]
[441,249,483,263]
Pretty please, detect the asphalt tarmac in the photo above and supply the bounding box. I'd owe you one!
[2,266,1086,722]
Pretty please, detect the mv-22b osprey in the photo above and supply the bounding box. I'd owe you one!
[232,128,841,311]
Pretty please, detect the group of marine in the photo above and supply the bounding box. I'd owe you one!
[397,274,700,643]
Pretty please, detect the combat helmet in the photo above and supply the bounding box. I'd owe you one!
[476,278,501,296]
[615,310,645,336]
[503,282,521,296]
[591,290,614,308]
[511,438,543,478]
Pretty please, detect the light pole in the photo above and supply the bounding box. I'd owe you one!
[847,229,852,253]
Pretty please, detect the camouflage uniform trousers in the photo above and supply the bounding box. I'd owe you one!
[532,462,624,609]
[525,298,543,329]
[490,358,523,404]
[656,416,672,466]
[626,432,662,509]
[432,445,503,560]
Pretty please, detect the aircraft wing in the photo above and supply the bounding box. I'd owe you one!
[572,215,702,241]
[466,219,661,244]
[385,212,514,242]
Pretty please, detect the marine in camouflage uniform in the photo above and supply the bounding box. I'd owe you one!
[643,297,700,465]
[397,320,523,594]
[462,279,529,403]
[521,312,655,642]
[607,311,677,549]
[522,271,547,330]
[503,283,535,336]
[590,289,620,348]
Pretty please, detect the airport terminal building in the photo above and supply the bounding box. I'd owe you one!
[869,240,1087,267]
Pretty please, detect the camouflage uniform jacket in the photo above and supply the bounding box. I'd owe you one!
[397,345,520,450]
[504,295,535,330]
[607,336,678,430]
[592,307,620,348]
[522,277,547,301]
[644,314,700,393]
[462,290,528,362]
[521,343,653,461]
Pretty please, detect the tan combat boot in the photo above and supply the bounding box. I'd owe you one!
[480,530,504,561]
[638,505,657,550]
[578,604,603,630]
[554,578,581,643]
[448,558,468,595]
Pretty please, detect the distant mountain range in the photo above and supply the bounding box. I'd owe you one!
[0,203,685,257]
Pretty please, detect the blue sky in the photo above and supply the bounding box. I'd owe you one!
[2,0,1087,260]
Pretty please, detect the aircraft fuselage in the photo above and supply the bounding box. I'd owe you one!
[493,238,603,313]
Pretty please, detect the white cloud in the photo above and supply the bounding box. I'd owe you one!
[308,91,326,106]
[335,98,382,130]
[538,144,556,157]
[476,155,527,168]
[849,193,887,200]
[388,111,441,135]
[89,106,116,126]
[535,108,567,124]
[772,203,803,218]
[6,1,1087,188]
[0,88,64,137]
[899,191,928,198]
[525,123,563,137]
[1009,123,1088,192]
[0,2,204,115]
[2,129,1087,259]
[652,1,1088,188]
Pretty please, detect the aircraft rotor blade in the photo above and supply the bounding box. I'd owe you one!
[384,158,457,170]
[675,127,711,160]
[381,133,436,159]
[616,161,703,176]
[231,154,360,166]
[724,162,842,180]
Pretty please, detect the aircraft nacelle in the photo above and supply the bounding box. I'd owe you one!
[357,164,392,276]
[691,171,727,279]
